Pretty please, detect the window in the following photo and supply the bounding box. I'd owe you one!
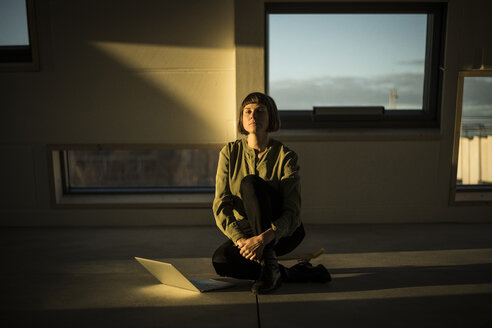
[265,2,446,128]
[457,75,492,188]
[451,71,492,203]
[49,147,221,207]
[55,147,220,195]
[0,0,39,71]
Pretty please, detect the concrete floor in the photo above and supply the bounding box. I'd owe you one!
[2,223,492,327]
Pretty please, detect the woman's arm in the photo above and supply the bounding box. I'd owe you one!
[213,144,249,244]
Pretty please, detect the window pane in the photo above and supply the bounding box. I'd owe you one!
[268,14,427,110]
[65,149,220,192]
[0,0,29,46]
[457,77,492,186]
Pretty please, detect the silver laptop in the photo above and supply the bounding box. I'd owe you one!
[135,257,235,293]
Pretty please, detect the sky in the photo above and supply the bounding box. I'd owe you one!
[463,77,492,112]
[0,0,29,46]
[462,77,492,128]
[268,14,428,110]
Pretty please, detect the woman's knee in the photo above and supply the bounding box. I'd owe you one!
[212,240,261,279]
[212,261,230,277]
[212,241,229,264]
[274,223,305,256]
[212,252,228,277]
[239,175,262,195]
[212,241,234,276]
[296,223,306,241]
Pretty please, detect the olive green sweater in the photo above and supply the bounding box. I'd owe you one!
[213,138,301,245]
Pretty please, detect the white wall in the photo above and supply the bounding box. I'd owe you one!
[0,0,491,226]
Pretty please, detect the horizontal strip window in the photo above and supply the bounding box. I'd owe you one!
[59,148,220,195]
[265,2,446,128]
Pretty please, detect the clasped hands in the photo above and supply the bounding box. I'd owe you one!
[236,228,276,264]
[237,236,265,263]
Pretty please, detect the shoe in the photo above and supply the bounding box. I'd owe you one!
[251,248,282,294]
[313,264,331,283]
[284,262,331,283]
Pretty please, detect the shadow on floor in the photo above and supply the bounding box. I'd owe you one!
[259,293,492,328]
[3,293,491,328]
[264,263,492,295]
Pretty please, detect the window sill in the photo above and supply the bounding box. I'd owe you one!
[53,192,214,209]
[453,189,492,205]
[0,61,39,72]
[271,128,441,142]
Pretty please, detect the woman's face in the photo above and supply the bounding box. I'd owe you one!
[242,103,269,135]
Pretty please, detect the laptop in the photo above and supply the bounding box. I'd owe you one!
[135,257,235,293]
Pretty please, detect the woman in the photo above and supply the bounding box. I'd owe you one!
[212,92,328,294]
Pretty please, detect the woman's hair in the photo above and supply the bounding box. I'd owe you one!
[237,92,281,135]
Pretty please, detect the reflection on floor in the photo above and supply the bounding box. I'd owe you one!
[2,224,492,327]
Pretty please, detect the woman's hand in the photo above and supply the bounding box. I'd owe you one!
[237,236,265,263]
[237,229,276,263]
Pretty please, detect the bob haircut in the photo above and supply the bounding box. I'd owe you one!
[237,92,281,135]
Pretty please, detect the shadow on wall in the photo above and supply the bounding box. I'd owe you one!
[53,0,233,48]
[1,0,235,143]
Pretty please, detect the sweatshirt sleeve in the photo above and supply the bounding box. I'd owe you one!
[212,144,249,244]
[270,151,301,241]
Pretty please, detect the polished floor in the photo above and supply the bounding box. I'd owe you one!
[2,223,492,327]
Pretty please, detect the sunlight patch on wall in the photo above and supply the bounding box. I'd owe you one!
[138,71,235,136]
[90,41,235,71]
[90,41,237,142]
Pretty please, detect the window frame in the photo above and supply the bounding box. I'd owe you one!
[0,0,39,72]
[48,145,220,208]
[59,149,218,195]
[450,70,492,205]
[265,2,447,129]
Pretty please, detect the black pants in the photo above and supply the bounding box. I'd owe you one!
[212,175,305,280]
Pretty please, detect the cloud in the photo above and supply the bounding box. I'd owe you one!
[462,78,492,110]
[398,59,426,66]
[270,73,425,109]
